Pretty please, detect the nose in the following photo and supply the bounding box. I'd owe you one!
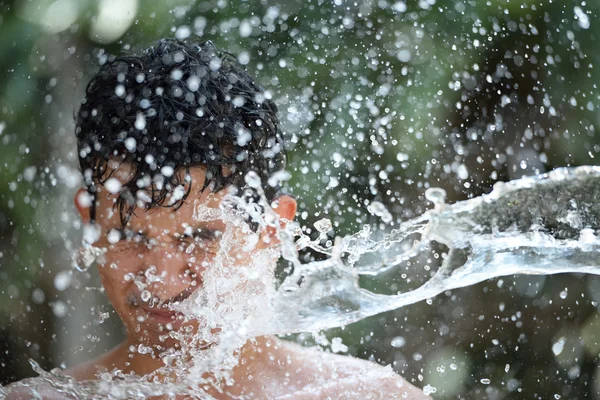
[142,245,195,302]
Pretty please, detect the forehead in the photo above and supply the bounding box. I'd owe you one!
[95,165,227,232]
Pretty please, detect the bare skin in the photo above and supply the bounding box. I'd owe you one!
[4,165,430,399]
[66,336,429,399]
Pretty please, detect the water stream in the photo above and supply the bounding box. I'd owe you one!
[265,165,600,335]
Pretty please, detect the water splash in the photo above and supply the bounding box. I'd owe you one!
[7,166,600,399]
[264,166,600,334]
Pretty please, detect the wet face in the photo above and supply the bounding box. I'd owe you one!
[75,166,295,349]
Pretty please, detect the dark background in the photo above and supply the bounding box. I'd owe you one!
[1,0,600,398]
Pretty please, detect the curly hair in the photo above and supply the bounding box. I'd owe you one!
[75,38,285,226]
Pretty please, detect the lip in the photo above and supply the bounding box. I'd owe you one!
[127,287,197,327]
[140,305,184,325]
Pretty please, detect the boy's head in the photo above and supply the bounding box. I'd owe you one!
[75,38,285,226]
[73,39,296,348]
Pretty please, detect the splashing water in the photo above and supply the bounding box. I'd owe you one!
[6,166,600,399]
[264,165,600,334]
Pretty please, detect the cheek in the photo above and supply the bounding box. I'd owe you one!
[97,254,141,321]
[97,252,142,290]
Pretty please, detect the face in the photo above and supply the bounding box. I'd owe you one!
[75,166,295,350]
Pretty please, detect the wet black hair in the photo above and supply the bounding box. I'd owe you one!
[75,38,285,226]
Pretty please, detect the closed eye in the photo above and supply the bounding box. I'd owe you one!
[180,229,219,243]
[109,229,149,248]
[177,228,220,255]
[121,229,148,241]
[190,229,218,241]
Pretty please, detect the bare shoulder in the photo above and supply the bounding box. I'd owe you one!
[274,339,431,400]
[1,378,76,400]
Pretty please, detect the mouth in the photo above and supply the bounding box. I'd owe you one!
[128,288,196,325]
[141,304,177,316]
[141,306,182,325]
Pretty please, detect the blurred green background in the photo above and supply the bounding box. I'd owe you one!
[1,0,600,398]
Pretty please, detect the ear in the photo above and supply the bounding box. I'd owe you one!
[272,195,296,223]
[258,195,297,249]
[74,188,92,224]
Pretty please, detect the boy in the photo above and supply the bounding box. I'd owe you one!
[5,39,429,399]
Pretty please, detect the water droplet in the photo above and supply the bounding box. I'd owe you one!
[390,336,406,348]
[574,6,590,29]
[330,337,348,353]
[124,137,136,151]
[54,271,72,291]
[141,290,151,303]
[367,201,393,223]
[552,338,565,356]
[134,113,146,130]
[244,171,261,188]
[423,385,437,395]
[104,178,122,194]
[425,187,446,209]
[161,165,174,177]
[107,229,121,244]
[314,218,332,233]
